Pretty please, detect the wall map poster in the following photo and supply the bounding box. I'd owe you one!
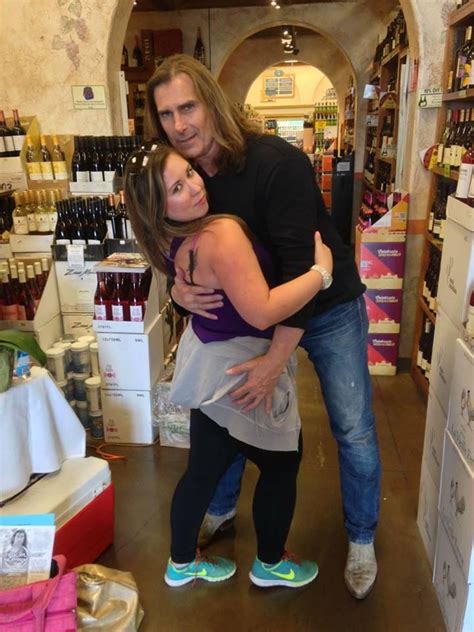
[263,74,295,98]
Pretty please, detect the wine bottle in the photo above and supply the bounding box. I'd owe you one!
[117,190,129,239]
[25,190,38,235]
[51,135,68,180]
[11,109,26,156]
[94,272,112,321]
[194,27,206,65]
[1,272,18,320]
[17,268,36,321]
[0,110,14,157]
[128,273,145,322]
[131,36,143,68]
[89,138,103,183]
[12,192,28,235]
[456,140,474,198]
[39,135,53,180]
[26,265,41,308]
[25,136,42,181]
[121,45,129,68]
[111,273,129,321]
[55,207,71,245]
[34,261,45,293]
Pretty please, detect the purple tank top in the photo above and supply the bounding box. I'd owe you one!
[167,236,276,343]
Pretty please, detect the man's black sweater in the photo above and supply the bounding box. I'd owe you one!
[199,134,365,330]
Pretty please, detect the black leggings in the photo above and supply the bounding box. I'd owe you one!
[170,408,302,564]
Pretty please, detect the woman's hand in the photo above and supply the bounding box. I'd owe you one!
[314,231,333,274]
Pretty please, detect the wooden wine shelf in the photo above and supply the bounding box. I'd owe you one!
[431,165,459,181]
[450,1,474,26]
[377,152,396,166]
[363,178,374,190]
[425,231,443,251]
[443,88,474,102]
[411,364,429,400]
[418,297,436,325]
[381,46,401,67]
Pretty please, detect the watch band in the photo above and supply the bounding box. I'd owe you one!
[310,264,333,290]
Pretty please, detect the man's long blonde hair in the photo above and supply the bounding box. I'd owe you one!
[145,54,261,173]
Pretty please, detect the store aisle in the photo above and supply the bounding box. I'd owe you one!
[97,350,445,631]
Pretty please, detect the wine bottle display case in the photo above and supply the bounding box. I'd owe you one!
[411,1,474,399]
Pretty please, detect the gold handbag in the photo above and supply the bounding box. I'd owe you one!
[74,564,144,631]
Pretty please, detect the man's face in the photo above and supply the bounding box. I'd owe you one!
[154,73,219,170]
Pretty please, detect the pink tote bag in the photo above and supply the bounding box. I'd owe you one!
[0,555,76,631]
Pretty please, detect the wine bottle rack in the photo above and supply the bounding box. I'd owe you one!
[411,0,474,399]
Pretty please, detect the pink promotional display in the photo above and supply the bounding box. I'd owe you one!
[0,555,77,631]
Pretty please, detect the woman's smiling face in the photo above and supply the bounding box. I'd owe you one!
[163,152,209,223]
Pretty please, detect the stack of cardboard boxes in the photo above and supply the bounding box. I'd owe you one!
[417,194,474,632]
[355,191,408,375]
[92,256,173,445]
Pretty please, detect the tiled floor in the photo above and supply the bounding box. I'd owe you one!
[97,351,446,631]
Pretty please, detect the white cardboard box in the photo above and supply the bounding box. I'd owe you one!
[0,261,63,348]
[53,243,105,314]
[439,430,474,583]
[0,241,13,260]
[417,456,440,571]
[423,389,448,489]
[97,313,164,391]
[102,389,158,445]
[62,312,94,338]
[434,517,474,632]
[447,194,474,233]
[92,273,168,335]
[9,233,54,254]
[431,307,464,416]
[448,339,474,472]
[437,218,474,331]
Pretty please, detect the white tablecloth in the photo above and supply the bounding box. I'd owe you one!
[0,367,86,503]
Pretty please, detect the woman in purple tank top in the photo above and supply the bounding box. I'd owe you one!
[125,144,333,589]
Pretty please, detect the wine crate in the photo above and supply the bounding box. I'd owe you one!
[447,339,474,472]
[9,232,54,254]
[97,310,164,391]
[102,388,158,445]
[417,455,440,571]
[430,307,464,417]
[0,116,39,176]
[53,243,106,314]
[365,288,403,333]
[437,217,474,331]
[434,517,474,632]
[367,332,399,375]
[0,259,63,349]
[92,272,168,335]
[438,430,474,584]
[423,389,448,490]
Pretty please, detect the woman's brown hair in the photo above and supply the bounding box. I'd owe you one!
[145,54,261,173]
[124,143,250,275]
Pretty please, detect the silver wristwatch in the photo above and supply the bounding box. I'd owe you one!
[310,264,333,290]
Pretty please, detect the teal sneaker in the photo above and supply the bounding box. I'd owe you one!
[249,551,319,588]
[164,554,236,587]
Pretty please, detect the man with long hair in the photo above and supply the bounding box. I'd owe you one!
[146,54,381,599]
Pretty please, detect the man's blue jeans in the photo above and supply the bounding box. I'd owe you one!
[208,295,381,544]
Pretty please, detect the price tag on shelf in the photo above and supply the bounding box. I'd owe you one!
[418,87,442,108]
[443,164,451,179]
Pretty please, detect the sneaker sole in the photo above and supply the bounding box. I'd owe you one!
[249,567,319,589]
[165,567,236,587]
